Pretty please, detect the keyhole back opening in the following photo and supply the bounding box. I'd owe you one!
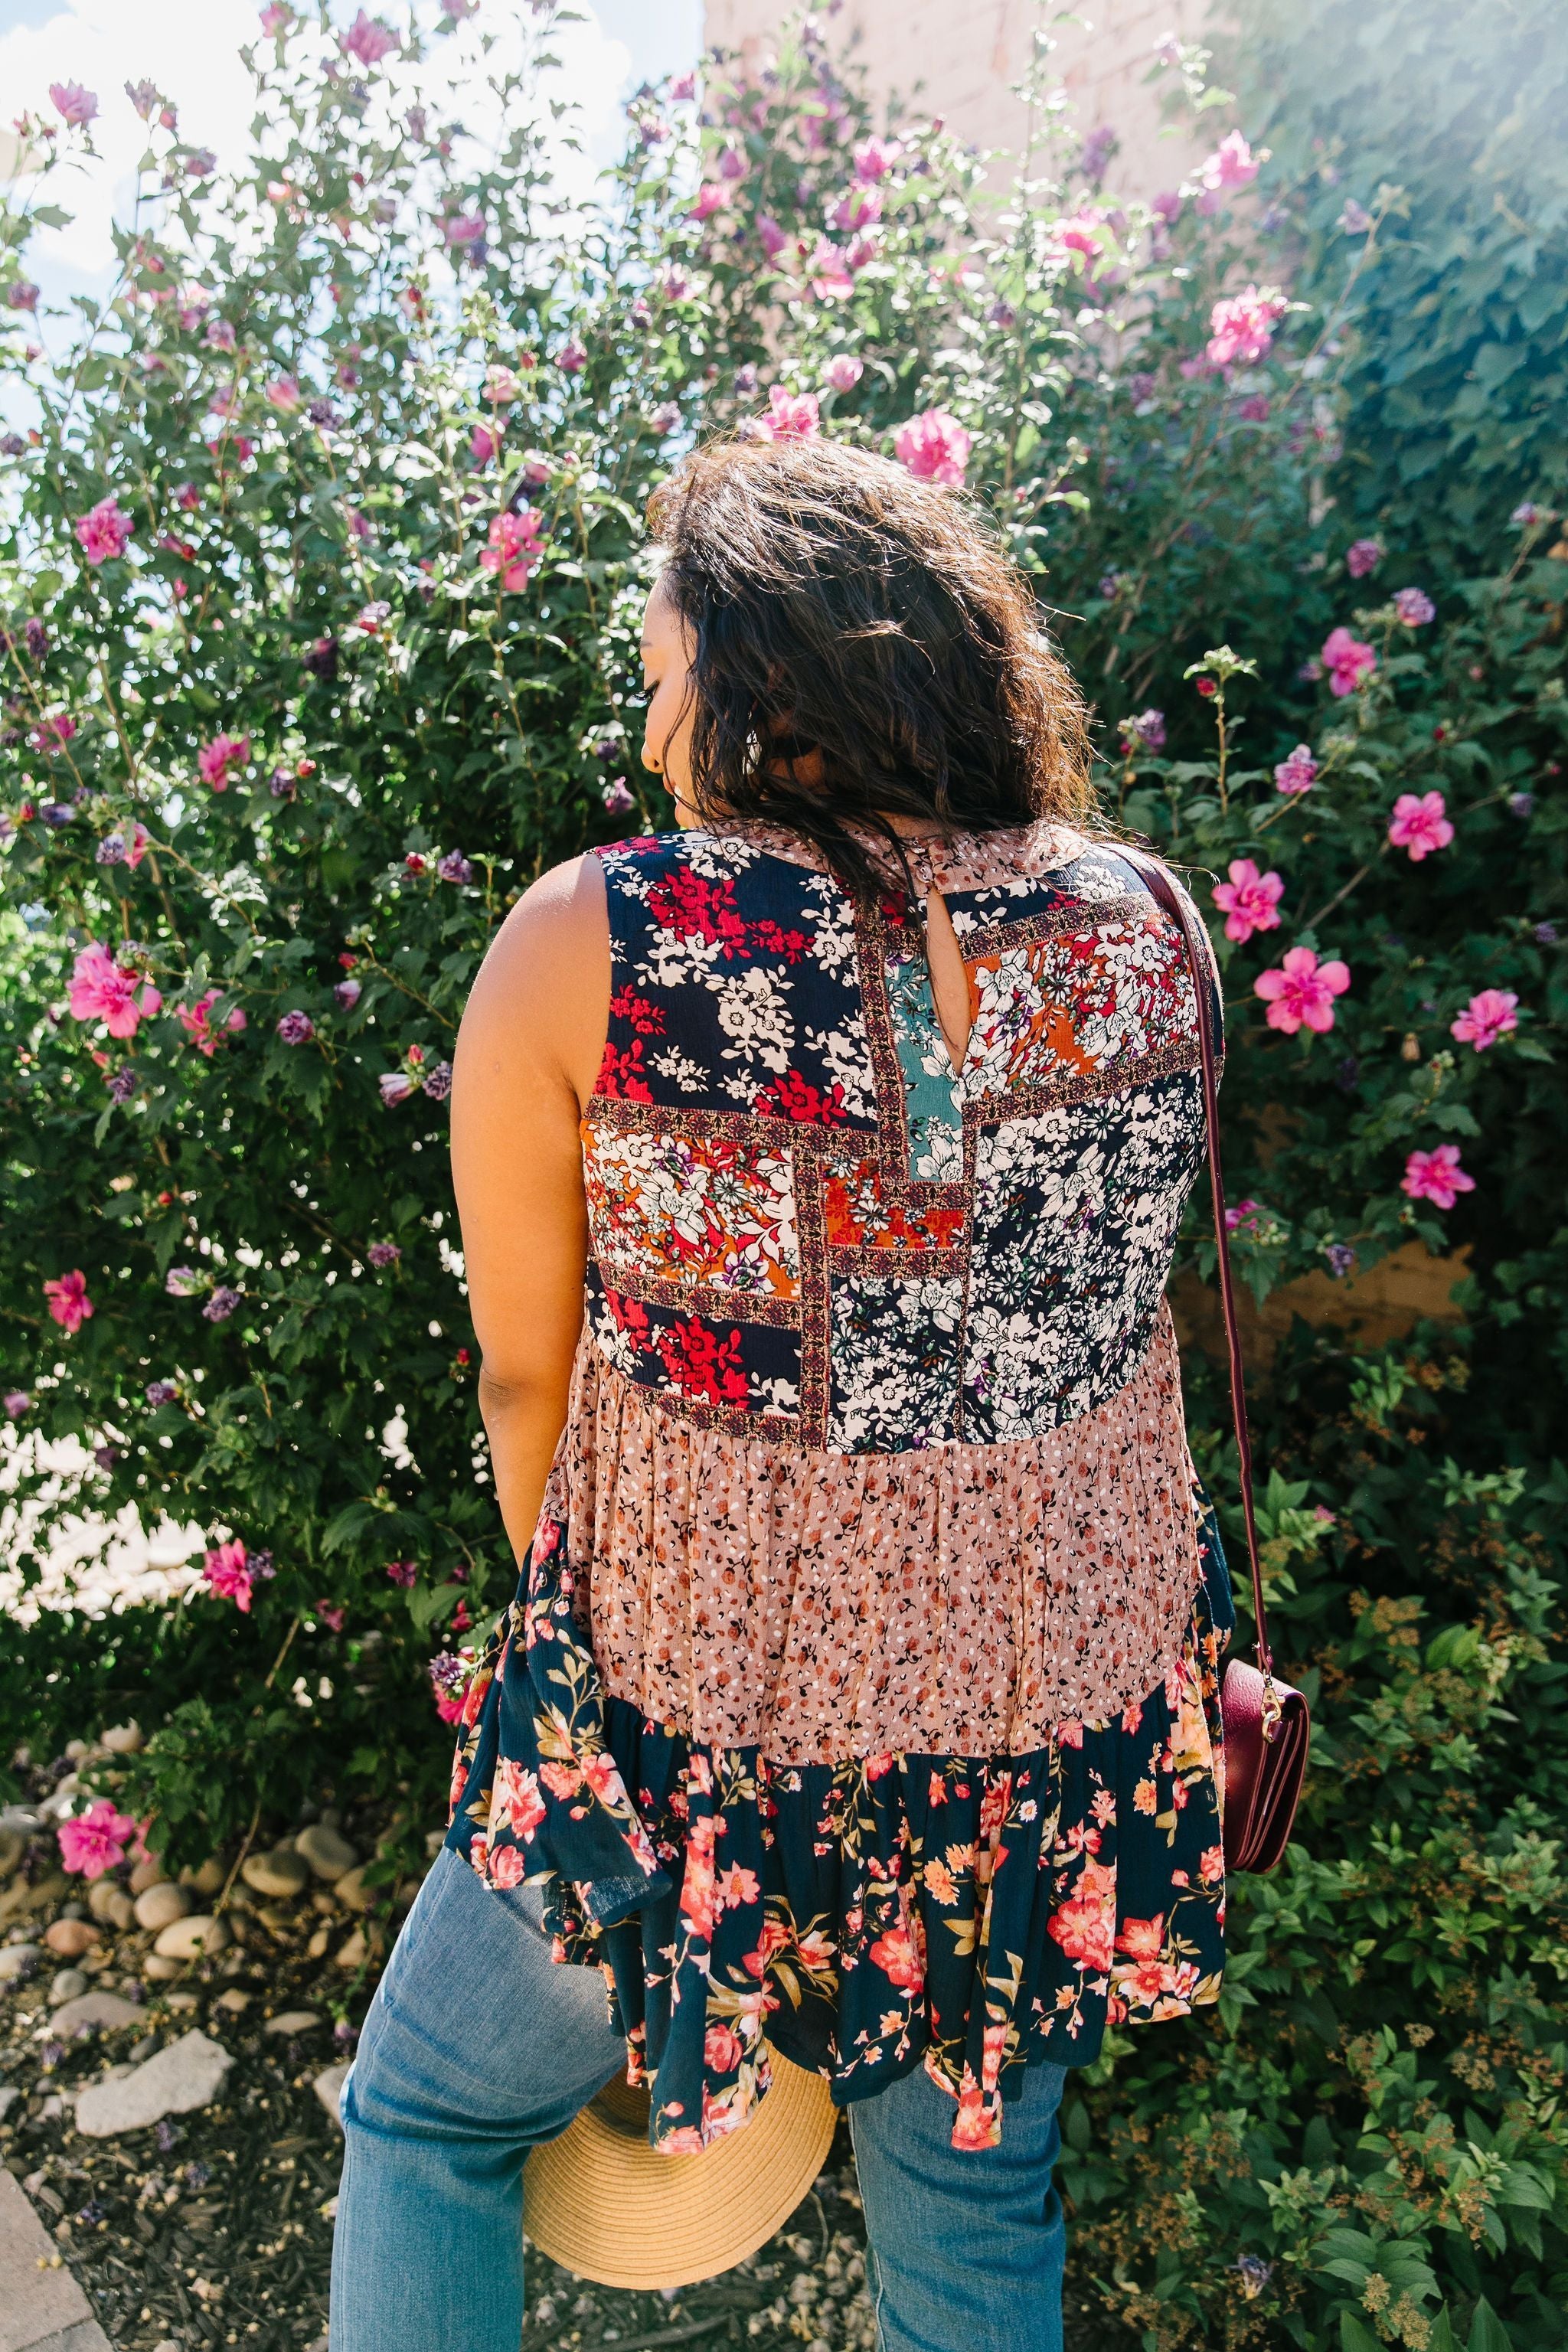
[923,884,975,1079]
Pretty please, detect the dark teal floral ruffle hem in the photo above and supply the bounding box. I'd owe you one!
[446,1505,1234,2153]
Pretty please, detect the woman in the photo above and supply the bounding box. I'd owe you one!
[330,436,1232,2352]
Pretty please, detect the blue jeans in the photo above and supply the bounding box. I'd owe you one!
[330,1847,1067,2352]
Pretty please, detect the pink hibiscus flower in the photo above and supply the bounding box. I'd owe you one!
[1254,945,1351,1034]
[341,10,397,66]
[202,1537,254,1611]
[49,81,98,127]
[1322,626,1378,697]
[758,385,820,441]
[176,989,247,1056]
[57,1798,139,1880]
[1210,858,1284,943]
[44,1269,93,1333]
[1205,285,1287,368]
[1402,1145,1475,1211]
[265,374,302,413]
[822,353,864,393]
[689,183,726,220]
[893,407,972,486]
[1450,988,1519,1051]
[198,732,251,789]
[479,507,544,590]
[74,495,134,566]
[1200,130,1258,191]
[69,942,162,1037]
[1387,789,1454,861]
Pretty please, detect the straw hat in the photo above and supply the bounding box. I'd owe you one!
[524,2047,838,2290]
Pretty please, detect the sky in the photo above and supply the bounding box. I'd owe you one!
[0,0,703,312]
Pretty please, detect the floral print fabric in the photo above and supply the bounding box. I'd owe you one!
[446,818,1233,2152]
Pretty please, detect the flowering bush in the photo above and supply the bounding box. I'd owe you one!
[1,8,1565,2347]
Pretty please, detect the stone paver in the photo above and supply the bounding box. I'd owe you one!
[0,2167,113,2352]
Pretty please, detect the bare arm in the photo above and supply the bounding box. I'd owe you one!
[449,852,609,1570]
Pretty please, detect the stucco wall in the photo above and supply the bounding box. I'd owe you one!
[704,0,1210,199]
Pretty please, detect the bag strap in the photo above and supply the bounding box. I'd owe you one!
[1120,848,1274,1677]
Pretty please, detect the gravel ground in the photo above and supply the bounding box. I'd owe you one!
[2,1746,1109,2352]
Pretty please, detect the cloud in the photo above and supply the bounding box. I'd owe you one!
[1,0,635,299]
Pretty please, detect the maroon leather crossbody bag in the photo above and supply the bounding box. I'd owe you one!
[1124,848,1311,1873]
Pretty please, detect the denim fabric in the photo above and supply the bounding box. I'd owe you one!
[330,1847,1069,2352]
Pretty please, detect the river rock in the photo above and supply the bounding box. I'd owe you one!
[44,1916,101,1959]
[213,1988,252,2015]
[334,1926,383,1971]
[129,1857,168,1896]
[332,1864,376,1914]
[50,1967,90,2003]
[51,1989,145,2034]
[295,1823,359,1883]
[152,1914,230,1962]
[313,2060,351,2125]
[100,1722,144,1754]
[179,1857,227,1898]
[87,1881,135,1929]
[265,2008,323,2036]
[0,1868,67,1924]
[0,1829,23,1881]
[242,1847,309,1899]
[133,1881,191,1933]
[0,1943,40,1980]
[75,2027,231,2138]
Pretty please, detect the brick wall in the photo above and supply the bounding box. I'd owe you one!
[704,0,1211,200]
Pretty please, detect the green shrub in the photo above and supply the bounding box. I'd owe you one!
[0,10,1563,2344]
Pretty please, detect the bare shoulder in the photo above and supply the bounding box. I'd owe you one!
[457,852,609,1108]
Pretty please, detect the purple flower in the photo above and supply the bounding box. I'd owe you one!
[380,1070,416,1106]
[4,1391,31,1419]
[106,1066,136,1105]
[988,299,1017,329]
[145,1379,178,1405]
[1512,501,1547,528]
[437,850,474,884]
[555,340,586,374]
[155,2119,181,2153]
[270,766,296,799]
[1508,791,1535,818]
[367,1241,401,1269]
[648,401,682,436]
[423,1060,453,1101]
[188,149,217,180]
[733,362,759,396]
[93,1445,119,1472]
[1118,709,1165,755]
[166,1266,202,1297]
[1338,199,1372,235]
[1,433,25,457]
[1324,1243,1357,1279]
[276,1010,315,1044]
[307,397,339,427]
[24,618,47,658]
[203,1286,240,1322]
[335,975,362,1009]
[1393,586,1435,627]
[385,1558,417,1587]
[6,282,39,312]
[302,635,338,680]
[1344,537,1383,578]
[1273,744,1318,796]
[1534,921,1558,945]
[602,778,635,815]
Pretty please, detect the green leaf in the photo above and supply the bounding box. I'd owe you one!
[1467,2301,1514,2352]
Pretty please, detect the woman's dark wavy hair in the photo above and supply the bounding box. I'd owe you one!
[645,434,1097,906]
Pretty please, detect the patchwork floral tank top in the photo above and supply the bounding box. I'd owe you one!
[446,815,1234,2154]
